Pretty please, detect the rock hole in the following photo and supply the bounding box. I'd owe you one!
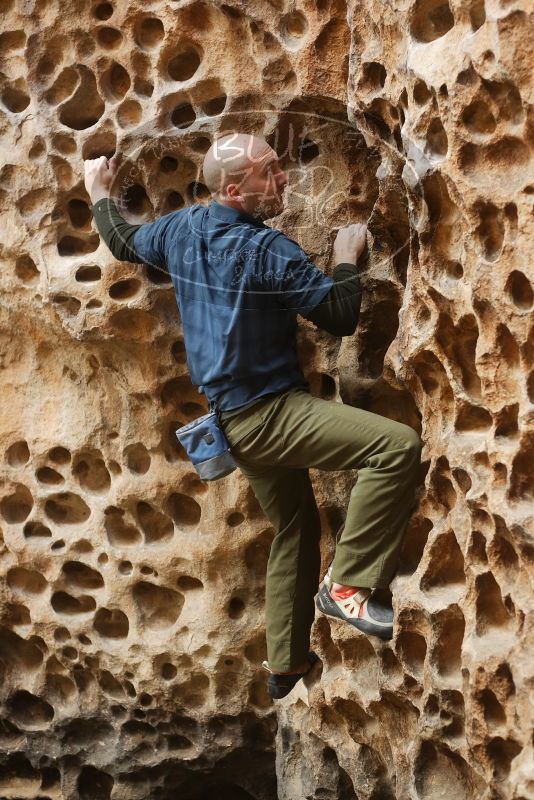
[24,520,52,539]
[475,202,504,261]
[477,688,505,725]
[36,466,64,485]
[190,135,211,153]
[117,98,142,128]
[51,592,96,615]
[397,517,433,575]
[77,765,114,800]
[145,263,172,284]
[6,440,30,466]
[137,501,174,543]
[57,235,99,257]
[135,17,164,49]
[96,26,122,49]
[67,198,91,229]
[505,270,533,310]
[461,100,495,135]
[360,61,386,91]
[455,403,492,433]
[72,453,111,493]
[508,432,534,501]
[166,492,201,527]
[44,67,80,106]
[475,573,513,635]
[52,132,77,154]
[100,61,130,101]
[413,80,432,105]
[297,137,319,164]
[93,607,129,638]
[160,155,178,172]
[62,561,104,590]
[163,191,185,213]
[397,630,427,677]
[8,690,54,730]
[410,0,454,42]
[187,180,210,201]
[108,277,141,300]
[75,264,101,282]
[1,484,34,523]
[48,446,71,464]
[200,94,227,117]
[93,2,113,20]
[486,737,522,780]
[15,254,40,284]
[7,567,47,595]
[483,79,523,124]
[177,575,203,591]
[1,79,30,112]
[228,597,245,619]
[494,403,519,438]
[123,182,153,220]
[132,582,184,630]
[469,0,486,30]
[426,118,448,158]
[227,511,244,527]
[161,662,177,680]
[81,129,116,160]
[99,669,124,697]
[171,102,196,128]
[415,741,476,799]
[59,66,104,129]
[104,507,142,547]
[433,606,465,678]
[44,492,91,524]
[123,442,151,474]
[167,44,202,81]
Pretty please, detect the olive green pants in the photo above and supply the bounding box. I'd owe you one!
[219,386,422,671]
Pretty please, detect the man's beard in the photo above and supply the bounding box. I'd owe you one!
[253,193,285,221]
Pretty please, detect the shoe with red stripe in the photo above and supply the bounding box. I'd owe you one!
[315,569,393,641]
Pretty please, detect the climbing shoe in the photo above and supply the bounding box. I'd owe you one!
[262,651,321,700]
[315,568,393,641]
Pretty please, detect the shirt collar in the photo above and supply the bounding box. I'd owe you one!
[208,201,267,228]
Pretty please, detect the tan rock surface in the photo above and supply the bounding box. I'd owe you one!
[0,0,532,798]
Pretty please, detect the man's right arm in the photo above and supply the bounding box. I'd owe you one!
[85,156,175,270]
[92,197,141,263]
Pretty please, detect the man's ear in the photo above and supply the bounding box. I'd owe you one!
[225,183,244,202]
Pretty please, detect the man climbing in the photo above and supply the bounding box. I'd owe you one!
[85,132,422,700]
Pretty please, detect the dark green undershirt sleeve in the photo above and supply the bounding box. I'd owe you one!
[91,197,142,263]
[302,261,365,337]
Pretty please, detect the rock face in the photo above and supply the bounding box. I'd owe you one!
[0,0,532,798]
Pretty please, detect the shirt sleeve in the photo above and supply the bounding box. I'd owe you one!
[261,231,334,315]
[92,198,141,263]
[302,262,364,336]
[133,209,186,268]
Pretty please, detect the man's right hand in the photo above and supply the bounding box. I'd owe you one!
[333,223,368,266]
[84,154,119,205]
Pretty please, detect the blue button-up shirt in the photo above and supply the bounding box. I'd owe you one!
[133,201,334,411]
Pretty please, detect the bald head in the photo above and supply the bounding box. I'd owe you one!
[203,133,270,194]
[202,132,288,219]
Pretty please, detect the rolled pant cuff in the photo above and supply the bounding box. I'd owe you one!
[330,567,391,590]
[267,640,309,672]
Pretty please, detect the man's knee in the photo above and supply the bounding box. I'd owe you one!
[405,426,423,461]
[395,424,423,461]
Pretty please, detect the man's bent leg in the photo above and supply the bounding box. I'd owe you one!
[233,458,321,672]
[226,388,423,591]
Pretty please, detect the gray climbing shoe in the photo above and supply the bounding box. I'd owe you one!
[315,569,393,641]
